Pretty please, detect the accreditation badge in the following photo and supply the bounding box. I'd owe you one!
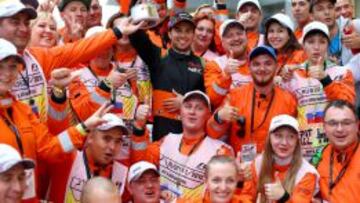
[241,143,257,162]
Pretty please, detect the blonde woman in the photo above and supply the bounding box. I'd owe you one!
[29,11,58,48]
[241,115,319,203]
[177,155,245,203]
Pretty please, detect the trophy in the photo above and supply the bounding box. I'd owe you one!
[131,0,160,29]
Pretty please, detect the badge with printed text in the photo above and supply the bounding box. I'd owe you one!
[241,143,257,162]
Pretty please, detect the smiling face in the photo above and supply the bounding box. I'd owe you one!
[0,57,22,96]
[30,16,57,48]
[249,54,277,87]
[222,25,247,58]
[87,127,123,166]
[87,0,102,27]
[335,0,353,19]
[128,170,160,203]
[206,162,238,203]
[168,21,195,52]
[270,126,299,159]
[266,22,290,51]
[61,1,88,29]
[291,0,311,25]
[324,106,358,150]
[236,3,262,31]
[312,1,336,28]
[194,19,215,49]
[0,12,32,52]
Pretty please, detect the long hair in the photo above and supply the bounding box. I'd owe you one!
[264,21,302,54]
[256,129,303,203]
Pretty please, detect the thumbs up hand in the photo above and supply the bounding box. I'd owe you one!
[308,56,327,80]
[217,99,239,122]
[223,50,245,77]
[264,172,286,201]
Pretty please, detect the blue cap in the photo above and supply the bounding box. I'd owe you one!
[249,45,277,61]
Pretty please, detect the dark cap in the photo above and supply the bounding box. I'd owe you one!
[310,0,336,11]
[249,45,277,61]
[168,12,195,30]
[20,0,39,9]
[58,0,91,11]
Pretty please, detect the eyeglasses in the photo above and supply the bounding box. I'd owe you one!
[324,119,357,128]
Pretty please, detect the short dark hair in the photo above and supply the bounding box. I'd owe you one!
[106,13,126,29]
[310,0,336,12]
[324,100,358,120]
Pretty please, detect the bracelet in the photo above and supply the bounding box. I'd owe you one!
[278,190,290,203]
[52,86,65,98]
[103,78,113,89]
[214,111,223,124]
[75,123,87,136]
[81,122,90,133]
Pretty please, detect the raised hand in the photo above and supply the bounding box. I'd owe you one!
[308,56,327,80]
[162,89,183,113]
[113,17,146,36]
[264,172,286,201]
[217,99,239,122]
[50,68,80,90]
[224,50,245,77]
[134,104,151,128]
[83,102,113,131]
[106,68,128,89]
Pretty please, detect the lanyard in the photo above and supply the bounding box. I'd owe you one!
[328,140,359,195]
[82,151,112,180]
[18,70,35,105]
[1,110,24,156]
[250,87,275,133]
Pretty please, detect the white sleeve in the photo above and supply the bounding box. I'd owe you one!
[345,53,360,82]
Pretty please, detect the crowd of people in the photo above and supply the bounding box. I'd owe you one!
[0,0,359,202]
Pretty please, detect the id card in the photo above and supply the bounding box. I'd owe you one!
[241,143,257,162]
[22,169,35,199]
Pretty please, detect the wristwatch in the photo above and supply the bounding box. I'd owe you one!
[52,86,65,98]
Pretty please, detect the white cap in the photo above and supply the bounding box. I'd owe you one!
[182,90,211,110]
[127,161,159,183]
[0,0,37,19]
[96,113,128,134]
[219,19,245,39]
[0,38,25,65]
[0,144,35,173]
[265,13,295,32]
[301,21,330,44]
[269,114,299,133]
[237,0,261,13]
[85,26,107,38]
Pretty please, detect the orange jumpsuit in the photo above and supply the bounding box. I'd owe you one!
[240,156,318,202]
[204,57,251,108]
[317,142,360,202]
[0,94,86,203]
[207,83,297,153]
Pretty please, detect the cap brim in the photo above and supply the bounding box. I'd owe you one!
[4,159,35,173]
[301,29,329,44]
[271,124,299,133]
[170,19,195,29]
[129,168,159,183]
[249,47,276,61]
[183,92,211,111]
[97,125,129,135]
[19,7,37,19]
